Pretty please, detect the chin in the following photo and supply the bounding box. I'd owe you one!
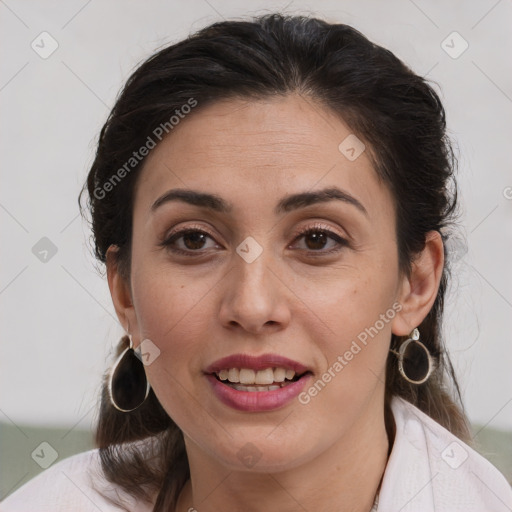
[209,433,318,473]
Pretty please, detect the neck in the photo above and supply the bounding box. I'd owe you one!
[176,392,393,512]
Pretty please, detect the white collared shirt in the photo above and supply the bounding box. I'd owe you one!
[2,396,511,511]
[377,396,512,511]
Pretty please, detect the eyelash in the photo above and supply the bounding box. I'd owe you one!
[160,223,349,257]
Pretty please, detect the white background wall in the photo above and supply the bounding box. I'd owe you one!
[1,0,511,434]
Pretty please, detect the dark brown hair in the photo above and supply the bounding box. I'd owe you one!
[79,12,471,511]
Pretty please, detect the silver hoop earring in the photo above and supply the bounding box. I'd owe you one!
[390,328,435,385]
[108,335,150,412]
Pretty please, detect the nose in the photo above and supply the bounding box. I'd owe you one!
[218,248,291,335]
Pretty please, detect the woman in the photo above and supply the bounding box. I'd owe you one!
[2,12,511,512]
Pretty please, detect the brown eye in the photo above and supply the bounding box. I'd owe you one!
[293,226,349,254]
[303,230,329,250]
[180,231,209,250]
[161,228,219,255]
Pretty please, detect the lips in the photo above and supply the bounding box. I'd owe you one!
[205,372,313,411]
[203,353,314,411]
[204,353,311,375]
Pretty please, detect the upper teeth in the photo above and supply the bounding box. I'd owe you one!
[216,368,297,385]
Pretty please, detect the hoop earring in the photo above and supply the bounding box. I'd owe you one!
[108,335,150,412]
[390,328,435,385]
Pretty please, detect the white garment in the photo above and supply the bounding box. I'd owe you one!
[1,396,511,511]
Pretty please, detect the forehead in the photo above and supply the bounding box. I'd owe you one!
[134,94,392,221]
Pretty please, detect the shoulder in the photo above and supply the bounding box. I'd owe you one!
[378,395,512,512]
[0,448,153,512]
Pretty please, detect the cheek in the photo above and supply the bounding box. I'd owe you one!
[297,282,396,433]
[311,261,398,389]
[130,268,213,425]
[129,256,224,393]
[316,260,397,337]
[132,267,211,353]
[130,230,216,333]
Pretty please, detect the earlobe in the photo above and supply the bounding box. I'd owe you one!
[391,231,444,336]
[106,245,135,332]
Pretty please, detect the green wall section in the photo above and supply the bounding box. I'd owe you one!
[0,422,94,499]
[470,425,512,485]
[1,422,510,500]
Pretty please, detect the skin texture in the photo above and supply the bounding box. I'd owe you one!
[106,94,444,512]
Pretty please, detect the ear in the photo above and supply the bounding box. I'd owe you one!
[391,230,444,336]
[106,245,137,335]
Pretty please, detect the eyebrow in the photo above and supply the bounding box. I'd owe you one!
[151,186,368,217]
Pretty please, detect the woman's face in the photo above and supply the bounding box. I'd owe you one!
[115,94,409,471]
